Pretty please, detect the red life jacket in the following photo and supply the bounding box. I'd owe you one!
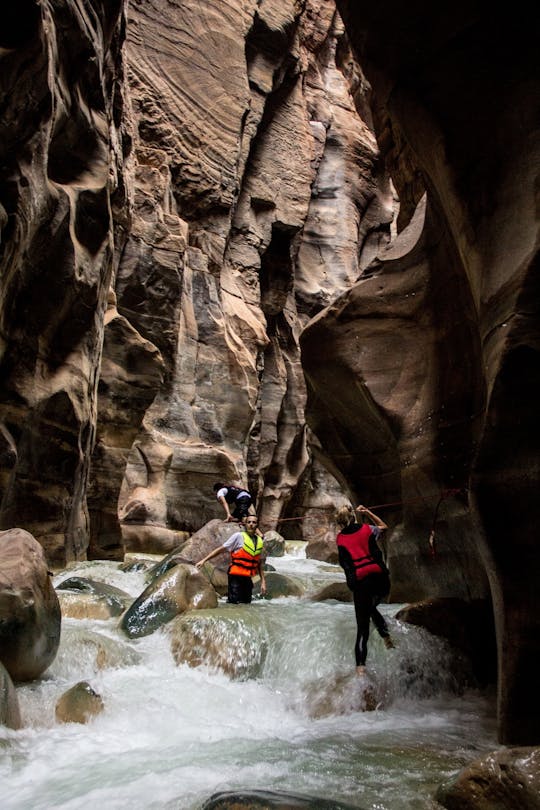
[336,524,383,581]
[228,532,264,577]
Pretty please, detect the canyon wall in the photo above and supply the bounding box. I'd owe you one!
[0,1,538,743]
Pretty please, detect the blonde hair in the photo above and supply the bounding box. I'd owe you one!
[335,504,355,529]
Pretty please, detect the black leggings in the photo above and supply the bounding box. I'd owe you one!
[352,573,390,666]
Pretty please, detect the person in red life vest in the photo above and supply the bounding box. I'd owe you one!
[213,482,253,522]
[196,515,267,604]
[335,503,394,676]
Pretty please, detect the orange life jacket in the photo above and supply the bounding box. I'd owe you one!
[228,532,264,577]
[336,524,383,581]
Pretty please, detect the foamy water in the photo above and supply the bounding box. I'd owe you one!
[0,554,498,810]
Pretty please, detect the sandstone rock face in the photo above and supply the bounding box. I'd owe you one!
[0,0,129,564]
[103,0,394,550]
[0,0,538,748]
[0,528,61,681]
[320,1,540,744]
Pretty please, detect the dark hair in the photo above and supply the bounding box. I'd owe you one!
[213,482,225,492]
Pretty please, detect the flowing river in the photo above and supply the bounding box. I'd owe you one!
[1,550,499,810]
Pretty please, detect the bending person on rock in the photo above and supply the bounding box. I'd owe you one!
[213,482,253,522]
[335,503,394,676]
[196,515,266,604]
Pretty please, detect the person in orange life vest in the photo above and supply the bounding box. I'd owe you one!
[213,482,253,522]
[335,503,394,676]
[195,515,266,604]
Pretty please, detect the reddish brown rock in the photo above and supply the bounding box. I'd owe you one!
[55,681,104,725]
[435,747,540,810]
[0,528,61,681]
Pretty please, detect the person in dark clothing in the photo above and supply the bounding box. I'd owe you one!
[335,503,394,676]
[213,482,253,522]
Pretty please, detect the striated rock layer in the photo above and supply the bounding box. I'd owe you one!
[0,0,538,747]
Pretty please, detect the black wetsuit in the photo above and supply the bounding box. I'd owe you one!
[337,522,391,666]
[218,486,253,519]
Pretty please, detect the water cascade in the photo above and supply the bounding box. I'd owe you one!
[1,551,498,809]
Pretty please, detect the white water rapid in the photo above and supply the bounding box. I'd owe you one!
[1,550,498,810]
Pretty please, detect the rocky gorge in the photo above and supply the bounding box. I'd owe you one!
[0,0,538,787]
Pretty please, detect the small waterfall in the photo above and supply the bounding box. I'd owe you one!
[1,553,497,810]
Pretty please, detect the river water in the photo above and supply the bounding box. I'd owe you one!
[1,550,499,810]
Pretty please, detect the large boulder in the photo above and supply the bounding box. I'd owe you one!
[201,790,362,810]
[435,747,540,810]
[0,528,61,681]
[168,607,268,679]
[396,597,497,686]
[55,577,133,620]
[305,529,339,564]
[120,562,218,638]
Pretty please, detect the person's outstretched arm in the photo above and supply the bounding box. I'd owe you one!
[356,504,388,531]
[196,545,226,568]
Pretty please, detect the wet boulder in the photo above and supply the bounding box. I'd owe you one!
[201,789,363,809]
[305,530,338,564]
[55,577,132,619]
[396,597,497,685]
[302,671,380,717]
[261,530,285,557]
[55,680,104,724]
[0,528,61,681]
[308,582,352,602]
[168,606,268,679]
[120,563,218,638]
[435,746,540,809]
[49,626,141,676]
[0,660,22,730]
[254,571,305,599]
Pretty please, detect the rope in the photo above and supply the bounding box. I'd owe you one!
[259,488,467,556]
[263,487,466,524]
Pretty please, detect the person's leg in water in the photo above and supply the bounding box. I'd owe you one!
[227,574,253,604]
[369,573,394,648]
[352,582,372,675]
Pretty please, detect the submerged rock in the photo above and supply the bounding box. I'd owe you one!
[55,681,104,724]
[300,671,380,718]
[56,577,132,619]
[308,582,352,602]
[254,571,305,599]
[49,626,141,677]
[201,789,364,809]
[168,606,268,679]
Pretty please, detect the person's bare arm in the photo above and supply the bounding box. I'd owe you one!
[258,557,267,595]
[218,495,234,521]
[356,504,388,531]
[196,545,226,568]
